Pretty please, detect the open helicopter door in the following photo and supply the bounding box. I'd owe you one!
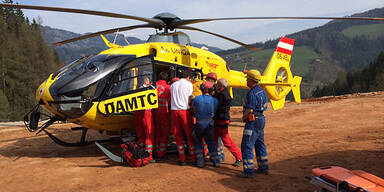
[97,56,158,116]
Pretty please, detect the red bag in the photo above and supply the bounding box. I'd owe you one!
[121,142,151,167]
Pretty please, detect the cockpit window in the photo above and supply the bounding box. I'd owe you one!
[51,56,92,80]
[106,56,155,98]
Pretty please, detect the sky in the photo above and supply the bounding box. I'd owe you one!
[13,0,384,49]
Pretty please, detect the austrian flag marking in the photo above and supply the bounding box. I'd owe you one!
[276,37,295,55]
[39,87,44,96]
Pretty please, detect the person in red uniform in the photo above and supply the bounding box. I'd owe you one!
[170,77,180,85]
[153,72,171,159]
[214,78,243,167]
[134,77,155,162]
[171,70,196,165]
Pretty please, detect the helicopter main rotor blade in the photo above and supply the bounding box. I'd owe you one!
[172,16,384,27]
[0,3,163,27]
[178,26,260,51]
[53,24,155,46]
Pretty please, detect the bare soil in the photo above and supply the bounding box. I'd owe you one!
[1,92,383,192]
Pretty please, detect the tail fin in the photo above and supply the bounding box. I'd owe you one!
[259,37,302,110]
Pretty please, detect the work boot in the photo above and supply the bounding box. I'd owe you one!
[237,172,254,178]
[255,168,269,175]
[178,161,187,166]
[149,159,156,163]
[232,159,242,167]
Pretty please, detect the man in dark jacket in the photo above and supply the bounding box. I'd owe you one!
[214,78,243,167]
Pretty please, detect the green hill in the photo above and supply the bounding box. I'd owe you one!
[313,51,384,96]
[342,23,384,38]
[219,7,384,99]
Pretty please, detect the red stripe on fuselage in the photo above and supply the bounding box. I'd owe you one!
[276,47,292,55]
[280,37,295,45]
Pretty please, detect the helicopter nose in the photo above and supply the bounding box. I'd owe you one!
[36,81,47,104]
[35,78,55,105]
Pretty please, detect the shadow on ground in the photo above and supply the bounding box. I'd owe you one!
[207,150,384,192]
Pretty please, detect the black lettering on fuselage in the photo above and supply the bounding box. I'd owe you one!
[147,93,157,105]
[137,95,146,108]
[161,46,170,53]
[103,92,158,115]
[170,48,190,56]
[125,97,138,111]
[104,103,115,115]
[116,100,125,113]
[276,52,289,61]
[181,49,190,56]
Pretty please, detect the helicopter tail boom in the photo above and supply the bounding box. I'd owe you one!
[260,37,301,110]
[227,37,302,110]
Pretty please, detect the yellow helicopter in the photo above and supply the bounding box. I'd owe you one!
[1,3,383,147]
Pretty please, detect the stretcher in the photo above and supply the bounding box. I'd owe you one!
[307,166,384,192]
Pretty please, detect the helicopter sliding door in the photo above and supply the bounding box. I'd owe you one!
[97,56,158,116]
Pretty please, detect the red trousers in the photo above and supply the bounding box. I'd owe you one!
[214,120,242,161]
[153,107,170,158]
[134,110,154,159]
[171,110,196,162]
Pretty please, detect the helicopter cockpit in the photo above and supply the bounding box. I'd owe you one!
[48,54,140,118]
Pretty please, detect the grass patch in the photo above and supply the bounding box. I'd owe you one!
[342,24,384,38]
[291,46,319,77]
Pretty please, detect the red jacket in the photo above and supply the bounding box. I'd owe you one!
[156,80,171,108]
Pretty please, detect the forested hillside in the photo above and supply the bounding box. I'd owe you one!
[0,0,61,121]
[220,7,384,102]
[312,51,384,97]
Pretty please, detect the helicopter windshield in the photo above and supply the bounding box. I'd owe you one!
[50,54,136,98]
[48,54,136,119]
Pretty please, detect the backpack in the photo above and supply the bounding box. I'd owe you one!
[121,142,151,167]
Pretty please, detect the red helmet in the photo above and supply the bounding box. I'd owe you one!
[200,81,214,93]
[170,77,180,84]
[206,72,217,81]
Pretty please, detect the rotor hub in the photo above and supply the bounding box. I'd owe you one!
[153,12,180,31]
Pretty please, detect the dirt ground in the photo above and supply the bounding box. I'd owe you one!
[1,92,384,192]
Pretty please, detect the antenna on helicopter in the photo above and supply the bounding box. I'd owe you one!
[113,29,119,44]
[124,35,130,45]
[243,62,248,73]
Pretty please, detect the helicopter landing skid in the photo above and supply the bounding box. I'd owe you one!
[42,128,117,147]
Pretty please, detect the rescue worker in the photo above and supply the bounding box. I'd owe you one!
[205,72,225,162]
[192,81,220,168]
[134,76,155,162]
[153,72,171,159]
[171,70,196,165]
[238,70,269,178]
[214,78,243,167]
[191,73,208,156]
[170,77,180,85]
[168,77,179,136]
[205,72,218,90]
